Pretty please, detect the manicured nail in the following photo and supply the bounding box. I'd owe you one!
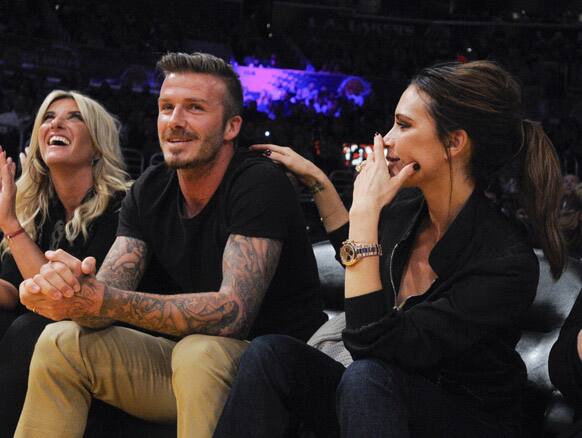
[374,132,380,137]
[413,163,421,171]
[264,150,272,157]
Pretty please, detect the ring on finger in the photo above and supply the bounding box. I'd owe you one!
[355,161,368,173]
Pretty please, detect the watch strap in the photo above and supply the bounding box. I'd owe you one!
[340,239,383,266]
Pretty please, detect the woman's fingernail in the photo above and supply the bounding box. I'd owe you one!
[264,150,272,157]
[413,163,421,171]
[374,132,381,137]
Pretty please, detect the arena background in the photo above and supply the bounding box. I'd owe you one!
[2,0,582,241]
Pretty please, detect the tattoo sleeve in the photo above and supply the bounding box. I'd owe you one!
[97,234,282,338]
[97,236,148,290]
[74,236,148,329]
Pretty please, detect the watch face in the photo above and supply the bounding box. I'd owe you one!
[340,242,357,266]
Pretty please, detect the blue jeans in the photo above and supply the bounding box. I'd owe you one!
[213,335,520,438]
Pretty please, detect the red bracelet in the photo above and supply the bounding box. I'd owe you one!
[5,227,25,241]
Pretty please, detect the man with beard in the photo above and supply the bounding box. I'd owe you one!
[15,52,326,438]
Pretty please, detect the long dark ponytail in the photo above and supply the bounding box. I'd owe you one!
[519,120,564,279]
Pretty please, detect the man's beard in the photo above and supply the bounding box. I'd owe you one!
[161,128,223,170]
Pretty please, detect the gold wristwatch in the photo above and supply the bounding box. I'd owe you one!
[339,240,383,266]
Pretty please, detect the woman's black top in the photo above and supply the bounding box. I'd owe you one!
[328,188,539,422]
[549,290,582,415]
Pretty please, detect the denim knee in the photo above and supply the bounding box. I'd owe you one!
[337,360,410,436]
[241,334,294,366]
[337,359,405,404]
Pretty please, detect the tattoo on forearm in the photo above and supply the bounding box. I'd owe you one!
[97,237,148,290]
[98,235,282,338]
[73,237,147,329]
[309,181,325,195]
[99,289,240,337]
[69,278,112,328]
[220,234,282,337]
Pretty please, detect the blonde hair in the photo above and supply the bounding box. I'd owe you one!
[1,90,131,255]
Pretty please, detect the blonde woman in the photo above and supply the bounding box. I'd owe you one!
[0,90,130,436]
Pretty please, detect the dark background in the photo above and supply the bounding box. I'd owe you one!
[2,0,582,241]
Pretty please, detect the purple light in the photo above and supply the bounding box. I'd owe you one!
[235,65,371,118]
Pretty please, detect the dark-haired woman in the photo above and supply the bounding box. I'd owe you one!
[213,60,565,438]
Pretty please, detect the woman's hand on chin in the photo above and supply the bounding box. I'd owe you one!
[350,133,417,219]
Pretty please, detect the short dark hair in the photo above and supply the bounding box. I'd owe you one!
[157,52,243,121]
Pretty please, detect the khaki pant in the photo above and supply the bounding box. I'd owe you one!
[14,321,249,438]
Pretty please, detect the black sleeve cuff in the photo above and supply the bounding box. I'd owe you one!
[327,223,349,256]
[345,290,387,329]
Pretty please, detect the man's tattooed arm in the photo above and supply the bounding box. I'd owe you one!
[73,236,148,328]
[97,236,148,289]
[95,234,282,338]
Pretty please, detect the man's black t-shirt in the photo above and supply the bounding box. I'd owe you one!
[117,148,326,341]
